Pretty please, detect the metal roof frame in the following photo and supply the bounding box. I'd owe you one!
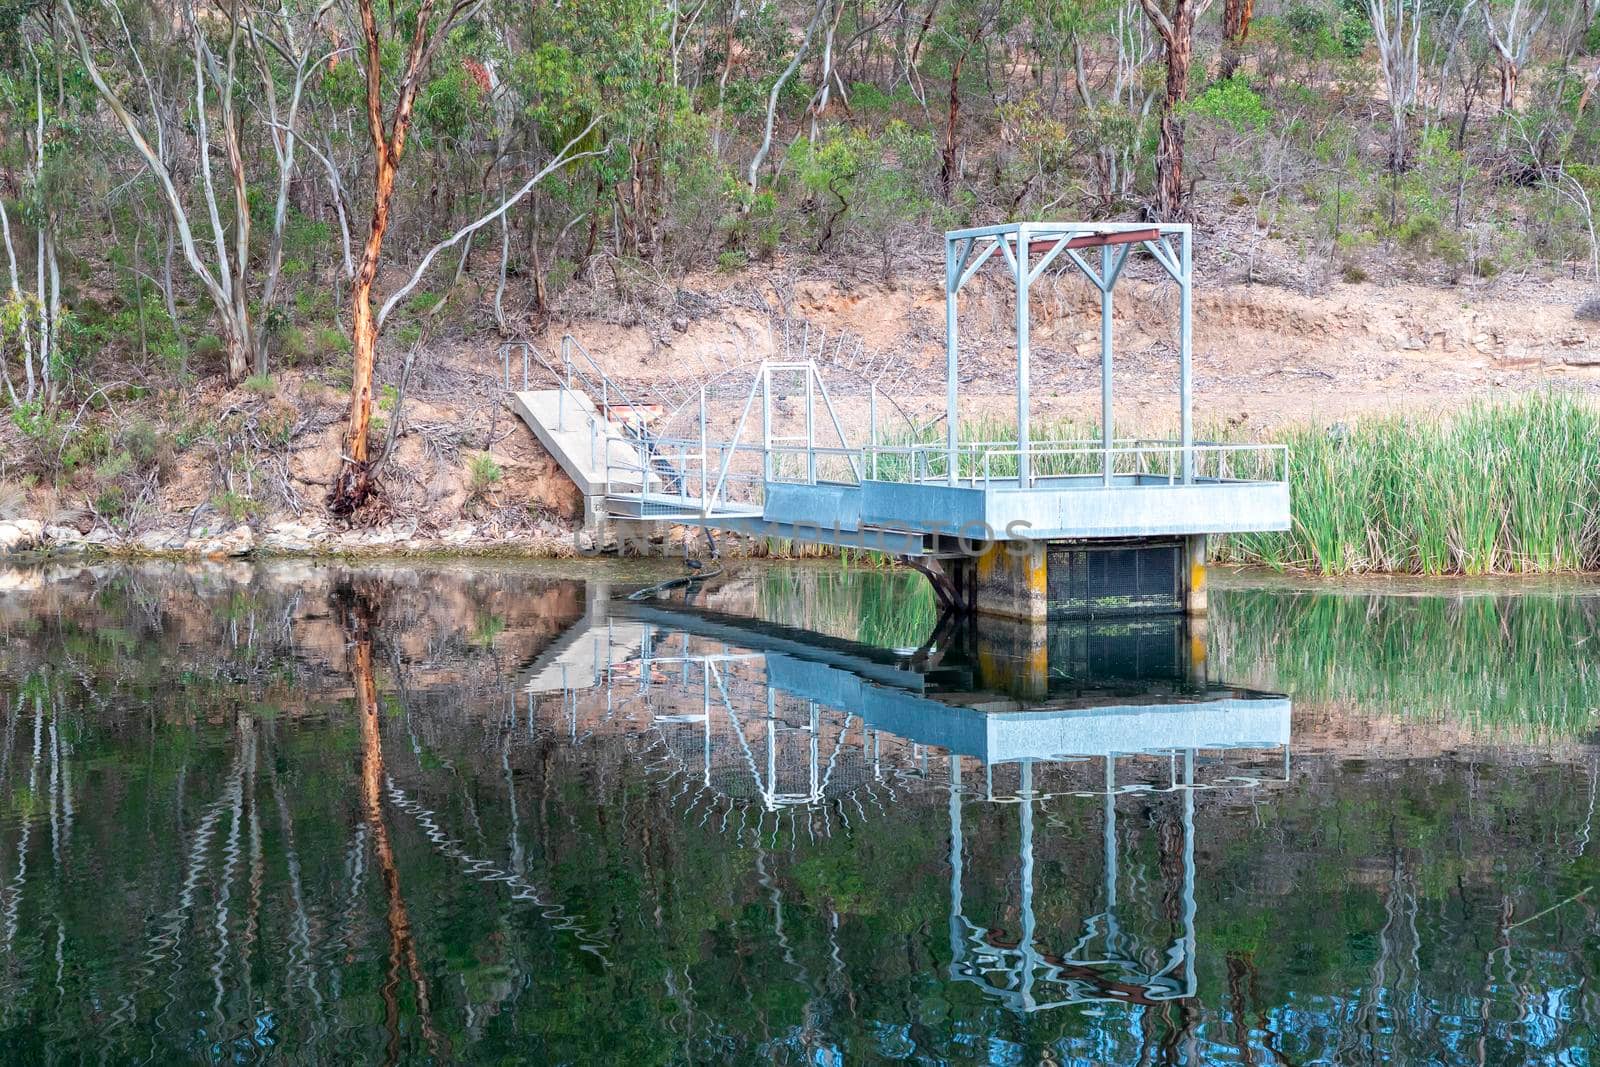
[944,221,1195,488]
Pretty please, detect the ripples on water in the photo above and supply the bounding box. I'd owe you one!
[0,561,1594,1064]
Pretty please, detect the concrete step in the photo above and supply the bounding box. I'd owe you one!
[521,617,649,695]
[511,389,654,496]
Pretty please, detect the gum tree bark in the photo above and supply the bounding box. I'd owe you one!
[1219,0,1254,79]
[1139,0,1215,219]
[330,0,484,515]
[1482,0,1548,111]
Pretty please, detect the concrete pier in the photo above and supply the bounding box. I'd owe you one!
[944,535,1206,621]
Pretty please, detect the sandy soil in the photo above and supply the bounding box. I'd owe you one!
[530,257,1600,438]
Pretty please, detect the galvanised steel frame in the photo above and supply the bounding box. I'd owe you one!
[943,221,1195,488]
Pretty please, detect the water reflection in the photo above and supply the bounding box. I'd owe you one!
[532,595,1292,1021]
[0,562,1593,1064]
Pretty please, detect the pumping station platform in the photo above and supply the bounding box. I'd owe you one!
[509,222,1291,621]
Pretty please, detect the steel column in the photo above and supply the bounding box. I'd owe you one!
[805,366,816,484]
[946,237,959,485]
[1101,243,1114,486]
[699,386,708,511]
[1016,227,1031,488]
[868,384,878,481]
[1180,227,1193,485]
[761,366,773,482]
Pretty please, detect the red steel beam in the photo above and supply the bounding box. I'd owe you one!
[1026,227,1161,256]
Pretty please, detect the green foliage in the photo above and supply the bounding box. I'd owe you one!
[467,451,503,494]
[1187,78,1272,133]
[789,121,941,271]
[210,489,260,524]
[414,65,482,145]
[116,417,169,473]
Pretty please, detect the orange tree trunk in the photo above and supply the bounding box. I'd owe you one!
[331,160,393,515]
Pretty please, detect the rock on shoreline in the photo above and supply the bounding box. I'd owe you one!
[0,517,583,559]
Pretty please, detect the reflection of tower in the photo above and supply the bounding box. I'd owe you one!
[945,743,1267,1012]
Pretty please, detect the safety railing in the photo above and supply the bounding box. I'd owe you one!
[605,437,1287,518]
[500,335,655,442]
[864,441,1289,488]
[602,432,769,517]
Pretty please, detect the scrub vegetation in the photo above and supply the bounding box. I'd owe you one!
[2,0,1600,531]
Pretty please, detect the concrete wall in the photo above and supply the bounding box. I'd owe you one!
[949,541,1048,622]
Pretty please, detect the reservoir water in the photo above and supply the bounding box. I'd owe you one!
[0,560,1594,1063]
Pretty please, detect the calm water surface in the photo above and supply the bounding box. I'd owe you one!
[0,560,1596,1064]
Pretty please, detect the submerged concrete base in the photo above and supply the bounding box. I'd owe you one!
[947,535,1208,621]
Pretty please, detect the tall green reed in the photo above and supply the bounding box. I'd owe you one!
[1217,391,1600,575]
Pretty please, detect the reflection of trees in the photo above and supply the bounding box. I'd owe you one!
[0,565,1596,1062]
[334,577,442,1063]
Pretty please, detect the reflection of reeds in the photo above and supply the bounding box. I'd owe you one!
[1219,393,1600,575]
[755,567,937,648]
[1214,587,1600,739]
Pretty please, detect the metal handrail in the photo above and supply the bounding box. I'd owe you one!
[610,433,1287,516]
[499,335,654,436]
[862,440,1288,488]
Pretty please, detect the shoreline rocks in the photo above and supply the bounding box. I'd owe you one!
[0,513,590,561]
[0,520,44,555]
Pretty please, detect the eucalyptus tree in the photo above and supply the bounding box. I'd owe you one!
[929,0,1010,199]
[1481,0,1549,110]
[330,0,606,514]
[329,0,487,514]
[1069,0,1159,210]
[1139,0,1216,217]
[59,0,331,382]
[1367,0,1424,171]
[0,41,58,406]
[1220,0,1255,77]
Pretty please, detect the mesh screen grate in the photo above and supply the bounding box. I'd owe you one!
[1046,543,1181,618]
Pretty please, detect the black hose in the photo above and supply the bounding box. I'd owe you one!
[625,564,724,602]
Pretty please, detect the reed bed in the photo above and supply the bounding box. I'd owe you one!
[1217,391,1600,575]
[803,392,1599,576]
